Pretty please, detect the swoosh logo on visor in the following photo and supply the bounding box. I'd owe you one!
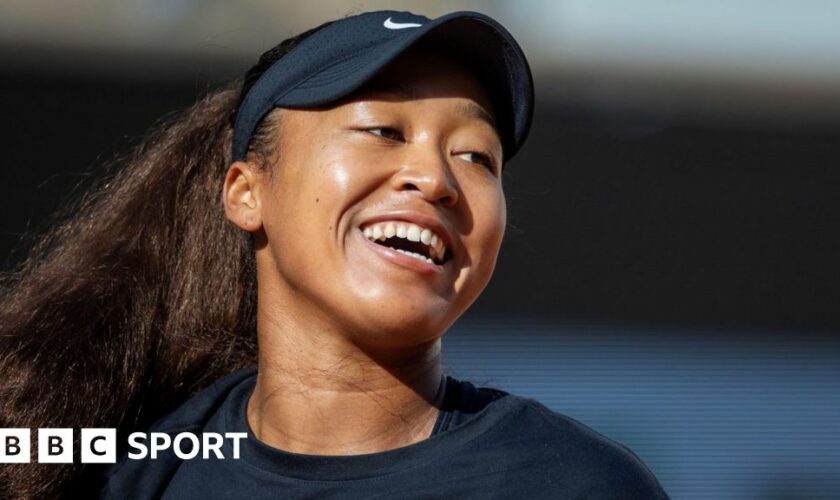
[383,17,423,29]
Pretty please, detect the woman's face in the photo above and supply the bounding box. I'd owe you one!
[240,51,506,349]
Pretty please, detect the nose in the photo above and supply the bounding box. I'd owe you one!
[390,145,459,208]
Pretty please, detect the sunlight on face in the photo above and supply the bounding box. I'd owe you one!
[255,50,506,349]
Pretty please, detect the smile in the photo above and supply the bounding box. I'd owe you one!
[360,220,449,265]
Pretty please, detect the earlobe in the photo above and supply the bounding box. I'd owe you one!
[223,161,263,232]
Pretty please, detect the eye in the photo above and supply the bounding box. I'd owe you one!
[366,127,404,142]
[456,151,497,173]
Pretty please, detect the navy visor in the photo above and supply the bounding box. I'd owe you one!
[232,10,534,163]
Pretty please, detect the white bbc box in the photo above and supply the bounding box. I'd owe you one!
[38,428,73,463]
[81,428,116,463]
[0,429,30,463]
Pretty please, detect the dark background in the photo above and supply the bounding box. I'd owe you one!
[4,66,839,330]
[3,5,840,498]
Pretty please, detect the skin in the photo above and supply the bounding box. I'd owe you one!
[223,51,506,455]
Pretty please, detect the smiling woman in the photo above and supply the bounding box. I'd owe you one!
[0,10,668,500]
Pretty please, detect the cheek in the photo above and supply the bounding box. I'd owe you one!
[265,153,381,264]
[278,156,357,224]
[311,159,353,200]
[469,187,507,270]
[295,143,383,207]
[483,183,507,237]
[486,198,507,264]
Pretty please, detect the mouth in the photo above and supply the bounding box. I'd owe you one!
[360,220,451,267]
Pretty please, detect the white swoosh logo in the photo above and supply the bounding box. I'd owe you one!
[383,17,422,29]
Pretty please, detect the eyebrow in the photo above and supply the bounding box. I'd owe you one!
[360,82,498,129]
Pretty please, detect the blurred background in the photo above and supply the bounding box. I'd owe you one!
[2,0,839,498]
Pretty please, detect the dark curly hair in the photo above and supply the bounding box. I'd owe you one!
[0,21,333,499]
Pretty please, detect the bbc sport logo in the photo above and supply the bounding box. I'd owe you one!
[0,429,247,463]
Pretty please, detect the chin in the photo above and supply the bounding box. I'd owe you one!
[347,299,458,350]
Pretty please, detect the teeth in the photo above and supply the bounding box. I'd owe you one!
[384,222,396,238]
[361,220,448,263]
[420,229,432,245]
[406,225,421,242]
[395,248,434,264]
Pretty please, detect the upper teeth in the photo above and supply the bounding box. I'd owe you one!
[362,221,447,263]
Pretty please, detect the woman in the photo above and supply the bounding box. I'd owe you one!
[0,10,669,499]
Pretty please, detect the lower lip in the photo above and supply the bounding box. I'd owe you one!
[357,229,446,275]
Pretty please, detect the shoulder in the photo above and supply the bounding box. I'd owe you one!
[99,367,256,499]
[474,388,670,499]
[146,367,256,434]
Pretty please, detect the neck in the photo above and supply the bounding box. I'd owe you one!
[247,279,446,456]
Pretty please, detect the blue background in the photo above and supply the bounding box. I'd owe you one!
[444,317,840,499]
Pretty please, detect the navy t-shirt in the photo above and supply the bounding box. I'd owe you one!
[101,368,669,499]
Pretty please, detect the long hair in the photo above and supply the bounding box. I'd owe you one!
[0,22,333,499]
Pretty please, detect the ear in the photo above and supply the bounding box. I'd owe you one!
[223,161,263,232]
